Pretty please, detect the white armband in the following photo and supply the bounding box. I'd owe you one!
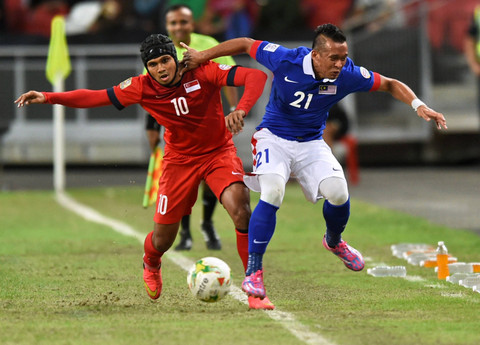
[411,98,426,112]
[230,106,236,112]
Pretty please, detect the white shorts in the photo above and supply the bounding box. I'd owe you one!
[244,128,345,203]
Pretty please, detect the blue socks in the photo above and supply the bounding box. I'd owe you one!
[246,199,279,275]
[323,198,350,248]
[246,253,263,276]
[245,198,350,275]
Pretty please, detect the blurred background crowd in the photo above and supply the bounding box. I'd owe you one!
[0,0,477,50]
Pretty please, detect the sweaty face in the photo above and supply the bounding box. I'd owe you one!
[311,38,348,80]
[147,55,179,86]
[166,8,194,46]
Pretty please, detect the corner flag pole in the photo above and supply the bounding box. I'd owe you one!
[46,16,71,193]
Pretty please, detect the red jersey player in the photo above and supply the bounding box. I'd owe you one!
[15,34,274,309]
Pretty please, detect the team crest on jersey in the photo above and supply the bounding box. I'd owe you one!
[360,67,370,79]
[184,79,201,93]
[120,77,132,89]
[263,43,279,52]
[218,64,232,70]
[319,85,337,95]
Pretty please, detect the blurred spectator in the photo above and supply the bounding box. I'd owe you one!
[65,0,149,43]
[300,0,354,29]
[2,1,28,34]
[133,0,164,33]
[342,0,406,33]
[254,0,306,40]
[2,0,26,33]
[0,2,3,32]
[2,0,69,38]
[87,0,130,34]
[0,1,5,32]
[65,1,103,35]
[427,0,478,53]
[196,0,259,40]
[465,3,480,118]
[24,0,70,38]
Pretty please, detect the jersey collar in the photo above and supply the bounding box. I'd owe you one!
[302,51,316,79]
[302,51,337,83]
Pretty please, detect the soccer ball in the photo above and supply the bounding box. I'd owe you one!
[187,257,232,302]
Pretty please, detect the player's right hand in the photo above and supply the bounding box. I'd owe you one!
[14,91,46,107]
[416,106,448,130]
[225,109,246,135]
[178,42,205,76]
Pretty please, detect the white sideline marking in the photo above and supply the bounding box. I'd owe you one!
[56,192,335,345]
[404,275,426,282]
[441,292,464,298]
[168,252,333,345]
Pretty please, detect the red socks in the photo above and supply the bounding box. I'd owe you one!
[144,229,248,271]
[235,229,249,271]
[143,231,163,268]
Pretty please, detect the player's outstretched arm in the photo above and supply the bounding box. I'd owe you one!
[15,91,46,107]
[377,75,447,130]
[15,89,112,109]
[179,38,255,74]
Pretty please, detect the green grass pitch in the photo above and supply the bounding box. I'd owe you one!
[1,183,480,345]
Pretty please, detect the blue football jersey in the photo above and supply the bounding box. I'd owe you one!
[253,41,378,141]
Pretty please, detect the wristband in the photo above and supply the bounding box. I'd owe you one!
[411,98,426,112]
[230,106,236,112]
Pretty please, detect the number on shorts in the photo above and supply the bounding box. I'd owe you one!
[255,148,269,169]
[157,194,168,215]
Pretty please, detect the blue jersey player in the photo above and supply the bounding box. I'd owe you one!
[180,23,447,309]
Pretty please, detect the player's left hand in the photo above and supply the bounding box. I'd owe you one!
[225,109,246,135]
[416,106,448,130]
[178,42,204,76]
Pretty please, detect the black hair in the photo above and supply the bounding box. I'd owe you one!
[164,4,193,16]
[312,23,347,50]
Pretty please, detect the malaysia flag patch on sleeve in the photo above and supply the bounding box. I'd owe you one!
[184,80,201,93]
[263,43,279,52]
[318,85,337,95]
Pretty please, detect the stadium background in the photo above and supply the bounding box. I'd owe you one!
[1,0,479,226]
[1,0,479,166]
[1,4,480,344]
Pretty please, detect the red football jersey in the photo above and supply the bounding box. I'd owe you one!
[111,61,234,156]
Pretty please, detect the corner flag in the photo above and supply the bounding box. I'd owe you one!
[46,15,71,85]
[46,16,71,193]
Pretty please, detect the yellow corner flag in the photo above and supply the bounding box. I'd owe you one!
[46,15,71,85]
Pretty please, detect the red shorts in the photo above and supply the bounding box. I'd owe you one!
[153,145,245,224]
